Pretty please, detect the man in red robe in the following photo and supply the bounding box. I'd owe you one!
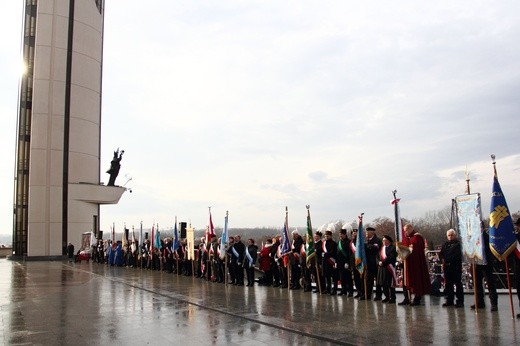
[400,224,431,306]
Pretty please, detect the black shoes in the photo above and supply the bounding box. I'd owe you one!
[470,303,485,310]
[398,299,410,306]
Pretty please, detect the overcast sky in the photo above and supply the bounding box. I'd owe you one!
[1,1,519,236]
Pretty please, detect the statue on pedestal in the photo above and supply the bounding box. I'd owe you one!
[106,148,124,186]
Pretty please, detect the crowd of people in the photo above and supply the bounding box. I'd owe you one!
[86,221,520,318]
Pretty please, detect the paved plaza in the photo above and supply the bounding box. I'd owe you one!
[1,259,520,345]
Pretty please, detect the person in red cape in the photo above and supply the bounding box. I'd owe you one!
[400,224,431,306]
[258,238,273,286]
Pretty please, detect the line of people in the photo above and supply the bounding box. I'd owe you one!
[87,221,520,318]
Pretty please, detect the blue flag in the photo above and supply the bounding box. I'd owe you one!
[355,214,366,275]
[220,212,229,260]
[489,175,516,261]
[281,212,291,255]
[173,217,179,251]
[154,227,161,249]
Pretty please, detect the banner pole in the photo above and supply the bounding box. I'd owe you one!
[472,260,478,314]
[505,256,515,319]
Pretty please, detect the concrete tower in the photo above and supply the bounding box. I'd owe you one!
[13,0,124,259]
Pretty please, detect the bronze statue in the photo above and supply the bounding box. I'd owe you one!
[106,148,124,186]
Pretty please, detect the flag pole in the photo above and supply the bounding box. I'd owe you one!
[286,206,291,293]
[464,169,479,313]
[224,211,229,286]
[505,255,515,319]
[472,259,478,313]
[491,155,515,318]
[307,205,322,294]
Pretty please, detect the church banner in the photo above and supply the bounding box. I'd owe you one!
[187,227,195,260]
[455,193,485,264]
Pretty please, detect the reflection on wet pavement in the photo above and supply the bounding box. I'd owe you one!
[1,259,519,345]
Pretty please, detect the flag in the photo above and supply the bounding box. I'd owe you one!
[90,231,96,248]
[280,208,291,255]
[173,217,179,252]
[392,193,411,259]
[151,224,155,252]
[455,193,485,263]
[355,214,366,275]
[122,226,128,248]
[209,208,215,238]
[489,171,516,261]
[154,225,161,249]
[305,207,315,266]
[131,226,137,253]
[220,211,229,260]
[112,222,115,242]
[139,221,143,252]
[391,196,404,243]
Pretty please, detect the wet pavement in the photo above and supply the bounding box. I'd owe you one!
[1,259,520,346]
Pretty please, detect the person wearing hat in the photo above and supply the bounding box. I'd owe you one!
[514,218,520,319]
[290,230,304,289]
[337,228,354,296]
[312,231,325,293]
[321,230,338,295]
[439,229,464,307]
[472,226,498,311]
[377,235,398,303]
[361,227,383,300]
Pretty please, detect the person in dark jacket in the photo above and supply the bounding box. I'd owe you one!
[290,230,304,289]
[362,227,382,300]
[439,229,464,307]
[244,238,258,286]
[377,235,398,303]
[232,235,246,286]
[321,230,338,295]
[337,228,353,296]
[313,231,325,293]
[270,237,281,287]
[67,242,75,262]
[472,227,498,311]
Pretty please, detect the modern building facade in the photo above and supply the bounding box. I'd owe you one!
[13,0,124,259]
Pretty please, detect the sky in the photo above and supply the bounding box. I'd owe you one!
[1,1,519,236]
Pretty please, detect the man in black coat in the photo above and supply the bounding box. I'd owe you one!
[472,228,498,311]
[440,229,464,307]
[337,228,353,296]
[290,230,304,289]
[362,227,382,300]
[321,230,338,295]
[232,235,246,286]
[312,231,324,293]
[270,237,281,287]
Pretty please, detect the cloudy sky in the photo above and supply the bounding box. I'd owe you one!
[1,1,519,235]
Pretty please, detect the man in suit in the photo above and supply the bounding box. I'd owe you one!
[362,227,382,300]
[337,228,353,296]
